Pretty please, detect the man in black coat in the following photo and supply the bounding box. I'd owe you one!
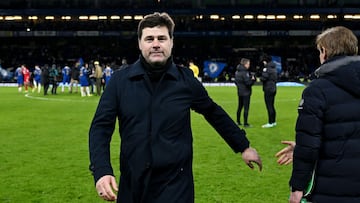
[89,12,262,203]
[234,58,255,127]
[288,26,360,203]
[260,55,277,128]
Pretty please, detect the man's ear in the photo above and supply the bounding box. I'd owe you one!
[319,47,324,54]
[322,47,328,59]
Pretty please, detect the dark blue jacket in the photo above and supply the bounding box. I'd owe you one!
[260,61,277,93]
[89,58,250,203]
[290,56,360,202]
[235,64,254,96]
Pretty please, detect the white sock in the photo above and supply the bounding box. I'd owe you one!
[86,86,90,96]
[81,87,86,96]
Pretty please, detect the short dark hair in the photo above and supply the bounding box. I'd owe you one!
[240,58,250,65]
[262,55,272,62]
[137,12,175,39]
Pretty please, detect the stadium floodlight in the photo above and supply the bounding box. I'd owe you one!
[89,15,99,20]
[353,14,360,19]
[257,15,266,20]
[310,14,320,20]
[134,15,143,20]
[244,15,254,19]
[45,16,54,20]
[79,16,89,20]
[28,16,38,20]
[110,15,120,20]
[0,16,3,20]
[276,15,286,20]
[232,15,241,20]
[61,16,71,20]
[99,16,107,20]
[5,16,22,20]
[293,15,303,19]
[266,15,276,20]
[327,15,337,19]
[210,15,219,20]
[123,15,132,20]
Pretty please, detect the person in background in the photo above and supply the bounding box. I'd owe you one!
[49,64,58,95]
[189,59,199,79]
[21,64,31,93]
[33,65,42,93]
[61,64,71,93]
[94,61,103,96]
[41,64,50,95]
[119,58,129,70]
[69,63,80,93]
[260,55,277,128]
[102,64,113,87]
[88,62,96,95]
[79,63,92,97]
[89,12,262,203]
[15,66,23,92]
[235,58,256,127]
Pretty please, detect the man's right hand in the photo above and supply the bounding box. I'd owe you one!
[96,175,118,201]
[241,147,262,171]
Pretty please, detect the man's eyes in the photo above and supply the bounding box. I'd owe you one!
[144,37,167,41]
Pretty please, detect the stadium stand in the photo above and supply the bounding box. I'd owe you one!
[0,0,359,82]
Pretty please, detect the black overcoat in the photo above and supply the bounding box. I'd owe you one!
[89,58,250,203]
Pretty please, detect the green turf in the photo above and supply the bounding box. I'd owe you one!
[0,85,304,202]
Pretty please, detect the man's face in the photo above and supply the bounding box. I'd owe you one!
[244,61,250,69]
[138,26,173,66]
[318,46,326,64]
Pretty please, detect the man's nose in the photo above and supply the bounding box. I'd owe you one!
[152,39,160,47]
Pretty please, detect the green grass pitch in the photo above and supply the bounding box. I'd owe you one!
[0,84,304,202]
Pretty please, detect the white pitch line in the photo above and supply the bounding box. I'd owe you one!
[25,93,98,103]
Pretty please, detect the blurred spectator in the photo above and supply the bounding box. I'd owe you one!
[49,64,58,94]
[15,66,23,92]
[61,65,71,93]
[33,65,42,93]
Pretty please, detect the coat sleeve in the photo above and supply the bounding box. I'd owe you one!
[289,84,325,191]
[189,77,250,153]
[89,72,119,183]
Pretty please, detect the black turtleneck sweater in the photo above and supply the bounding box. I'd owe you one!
[140,55,172,87]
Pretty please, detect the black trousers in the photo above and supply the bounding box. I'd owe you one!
[264,91,276,123]
[236,94,251,125]
[43,82,49,95]
[51,81,57,94]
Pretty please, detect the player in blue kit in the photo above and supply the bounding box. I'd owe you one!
[15,66,23,92]
[61,65,71,93]
[79,63,92,97]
